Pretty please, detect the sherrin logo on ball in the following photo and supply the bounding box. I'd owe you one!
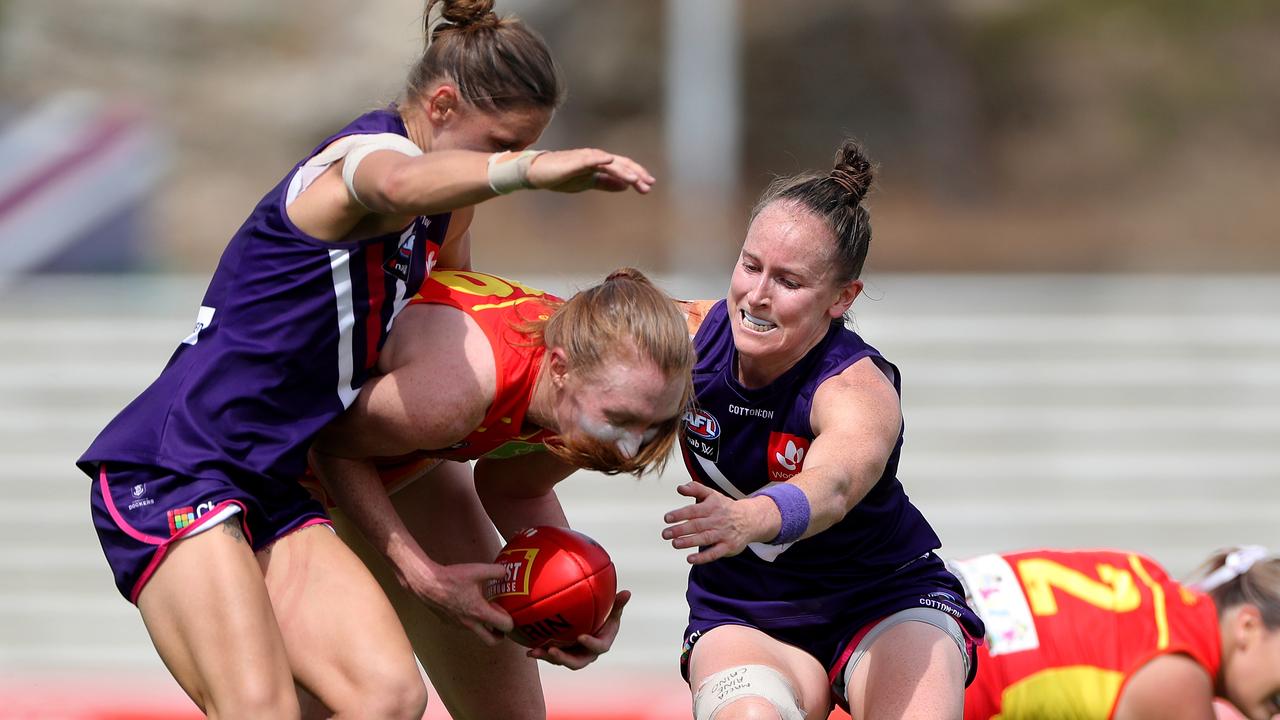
[485,526,617,648]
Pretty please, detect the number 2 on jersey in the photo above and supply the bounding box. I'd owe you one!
[1017,558,1141,616]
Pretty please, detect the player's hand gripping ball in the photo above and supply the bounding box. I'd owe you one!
[485,526,617,648]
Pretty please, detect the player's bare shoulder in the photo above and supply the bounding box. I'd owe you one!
[811,356,901,436]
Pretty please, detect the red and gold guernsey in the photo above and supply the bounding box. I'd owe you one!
[955,549,1221,720]
[304,270,559,503]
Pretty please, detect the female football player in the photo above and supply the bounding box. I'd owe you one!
[78,0,654,716]
[307,267,694,719]
[662,139,983,720]
[954,546,1280,720]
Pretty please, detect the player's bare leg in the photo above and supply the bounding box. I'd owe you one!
[332,461,546,720]
[261,523,426,720]
[137,517,300,719]
[844,620,966,720]
[687,624,832,720]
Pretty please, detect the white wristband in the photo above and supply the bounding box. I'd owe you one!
[487,150,545,194]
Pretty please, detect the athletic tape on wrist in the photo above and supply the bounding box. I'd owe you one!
[754,483,810,545]
[487,150,545,194]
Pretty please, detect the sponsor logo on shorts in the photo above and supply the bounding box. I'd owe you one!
[766,432,810,480]
[683,409,721,461]
[486,547,539,598]
[680,629,702,666]
[125,483,154,511]
[167,506,196,535]
[919,593,964,618]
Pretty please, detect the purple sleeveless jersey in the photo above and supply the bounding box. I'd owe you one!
[680,300,981,676]
[79,109,448,484]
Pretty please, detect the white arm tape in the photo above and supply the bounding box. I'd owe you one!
[487,149,545,195]
[305,133,423,211]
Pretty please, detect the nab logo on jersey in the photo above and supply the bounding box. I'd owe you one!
[767,432,811,480]
[383,229,416,282]
[684,409,721,462]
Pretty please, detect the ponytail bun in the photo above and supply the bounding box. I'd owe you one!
[605,267,652,285]
[829,140,874,207]
[426,0,499,39]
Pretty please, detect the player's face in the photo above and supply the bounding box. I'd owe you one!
[1224,610,1280,720]
[553,353,685,461]
[435,100,552,154]
[727,201,861,386]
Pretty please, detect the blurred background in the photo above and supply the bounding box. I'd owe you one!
[1,1,1277,718]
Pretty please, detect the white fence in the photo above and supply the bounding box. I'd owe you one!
[1,273,1277,708]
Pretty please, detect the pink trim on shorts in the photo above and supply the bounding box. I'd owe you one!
[99,464,167,545]
[275,516,333,543]
[828,614,887,687]
[128,499,249,604]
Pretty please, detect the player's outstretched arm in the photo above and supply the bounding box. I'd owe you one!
[662,358,900,564]
[349,146,654,217]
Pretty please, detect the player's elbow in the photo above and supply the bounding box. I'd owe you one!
[369,162,419,214]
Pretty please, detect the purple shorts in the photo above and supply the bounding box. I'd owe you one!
[87,462,330,603]
[679,552,984,690]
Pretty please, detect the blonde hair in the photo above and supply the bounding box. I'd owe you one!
[524,268,695,476]
[1189,546,1280,628]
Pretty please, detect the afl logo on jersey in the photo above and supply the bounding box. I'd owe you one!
[683,409,721,462]
[685,409,720,439]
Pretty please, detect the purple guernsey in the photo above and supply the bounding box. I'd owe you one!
[682,300,953,636]
[79,109,448,484]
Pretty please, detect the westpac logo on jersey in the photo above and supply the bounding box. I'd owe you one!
[683,408,721,462]
[767,432,811,480]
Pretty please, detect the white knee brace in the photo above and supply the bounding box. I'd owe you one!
[693,664,806,720]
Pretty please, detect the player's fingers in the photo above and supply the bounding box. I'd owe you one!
[610,590,632,617]
[662,502,709,525]
[661,516,710,540]
[589,172,632,193]
[470,562,510,582]
[687,542,730,565]
[675,481,712,499]
[463,619,504,646]
[473,600,514,633]
[671,530,715,550]
[544,644,592,670]
[607,155,656,186]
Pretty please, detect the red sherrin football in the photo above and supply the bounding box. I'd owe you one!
[486,526,617,648]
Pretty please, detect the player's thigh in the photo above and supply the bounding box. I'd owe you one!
[335,461,545,720]
[688,624,831,720]
[137,517,298,717]
[259,523,424,718]
[845,620,966,720]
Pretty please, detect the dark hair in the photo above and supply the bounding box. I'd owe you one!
[525,268,695,476]
[407,0,565,112]
[1191,547,1280,629]
[750,139,876,286]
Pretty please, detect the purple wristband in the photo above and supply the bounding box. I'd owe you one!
[755,483,810,545]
